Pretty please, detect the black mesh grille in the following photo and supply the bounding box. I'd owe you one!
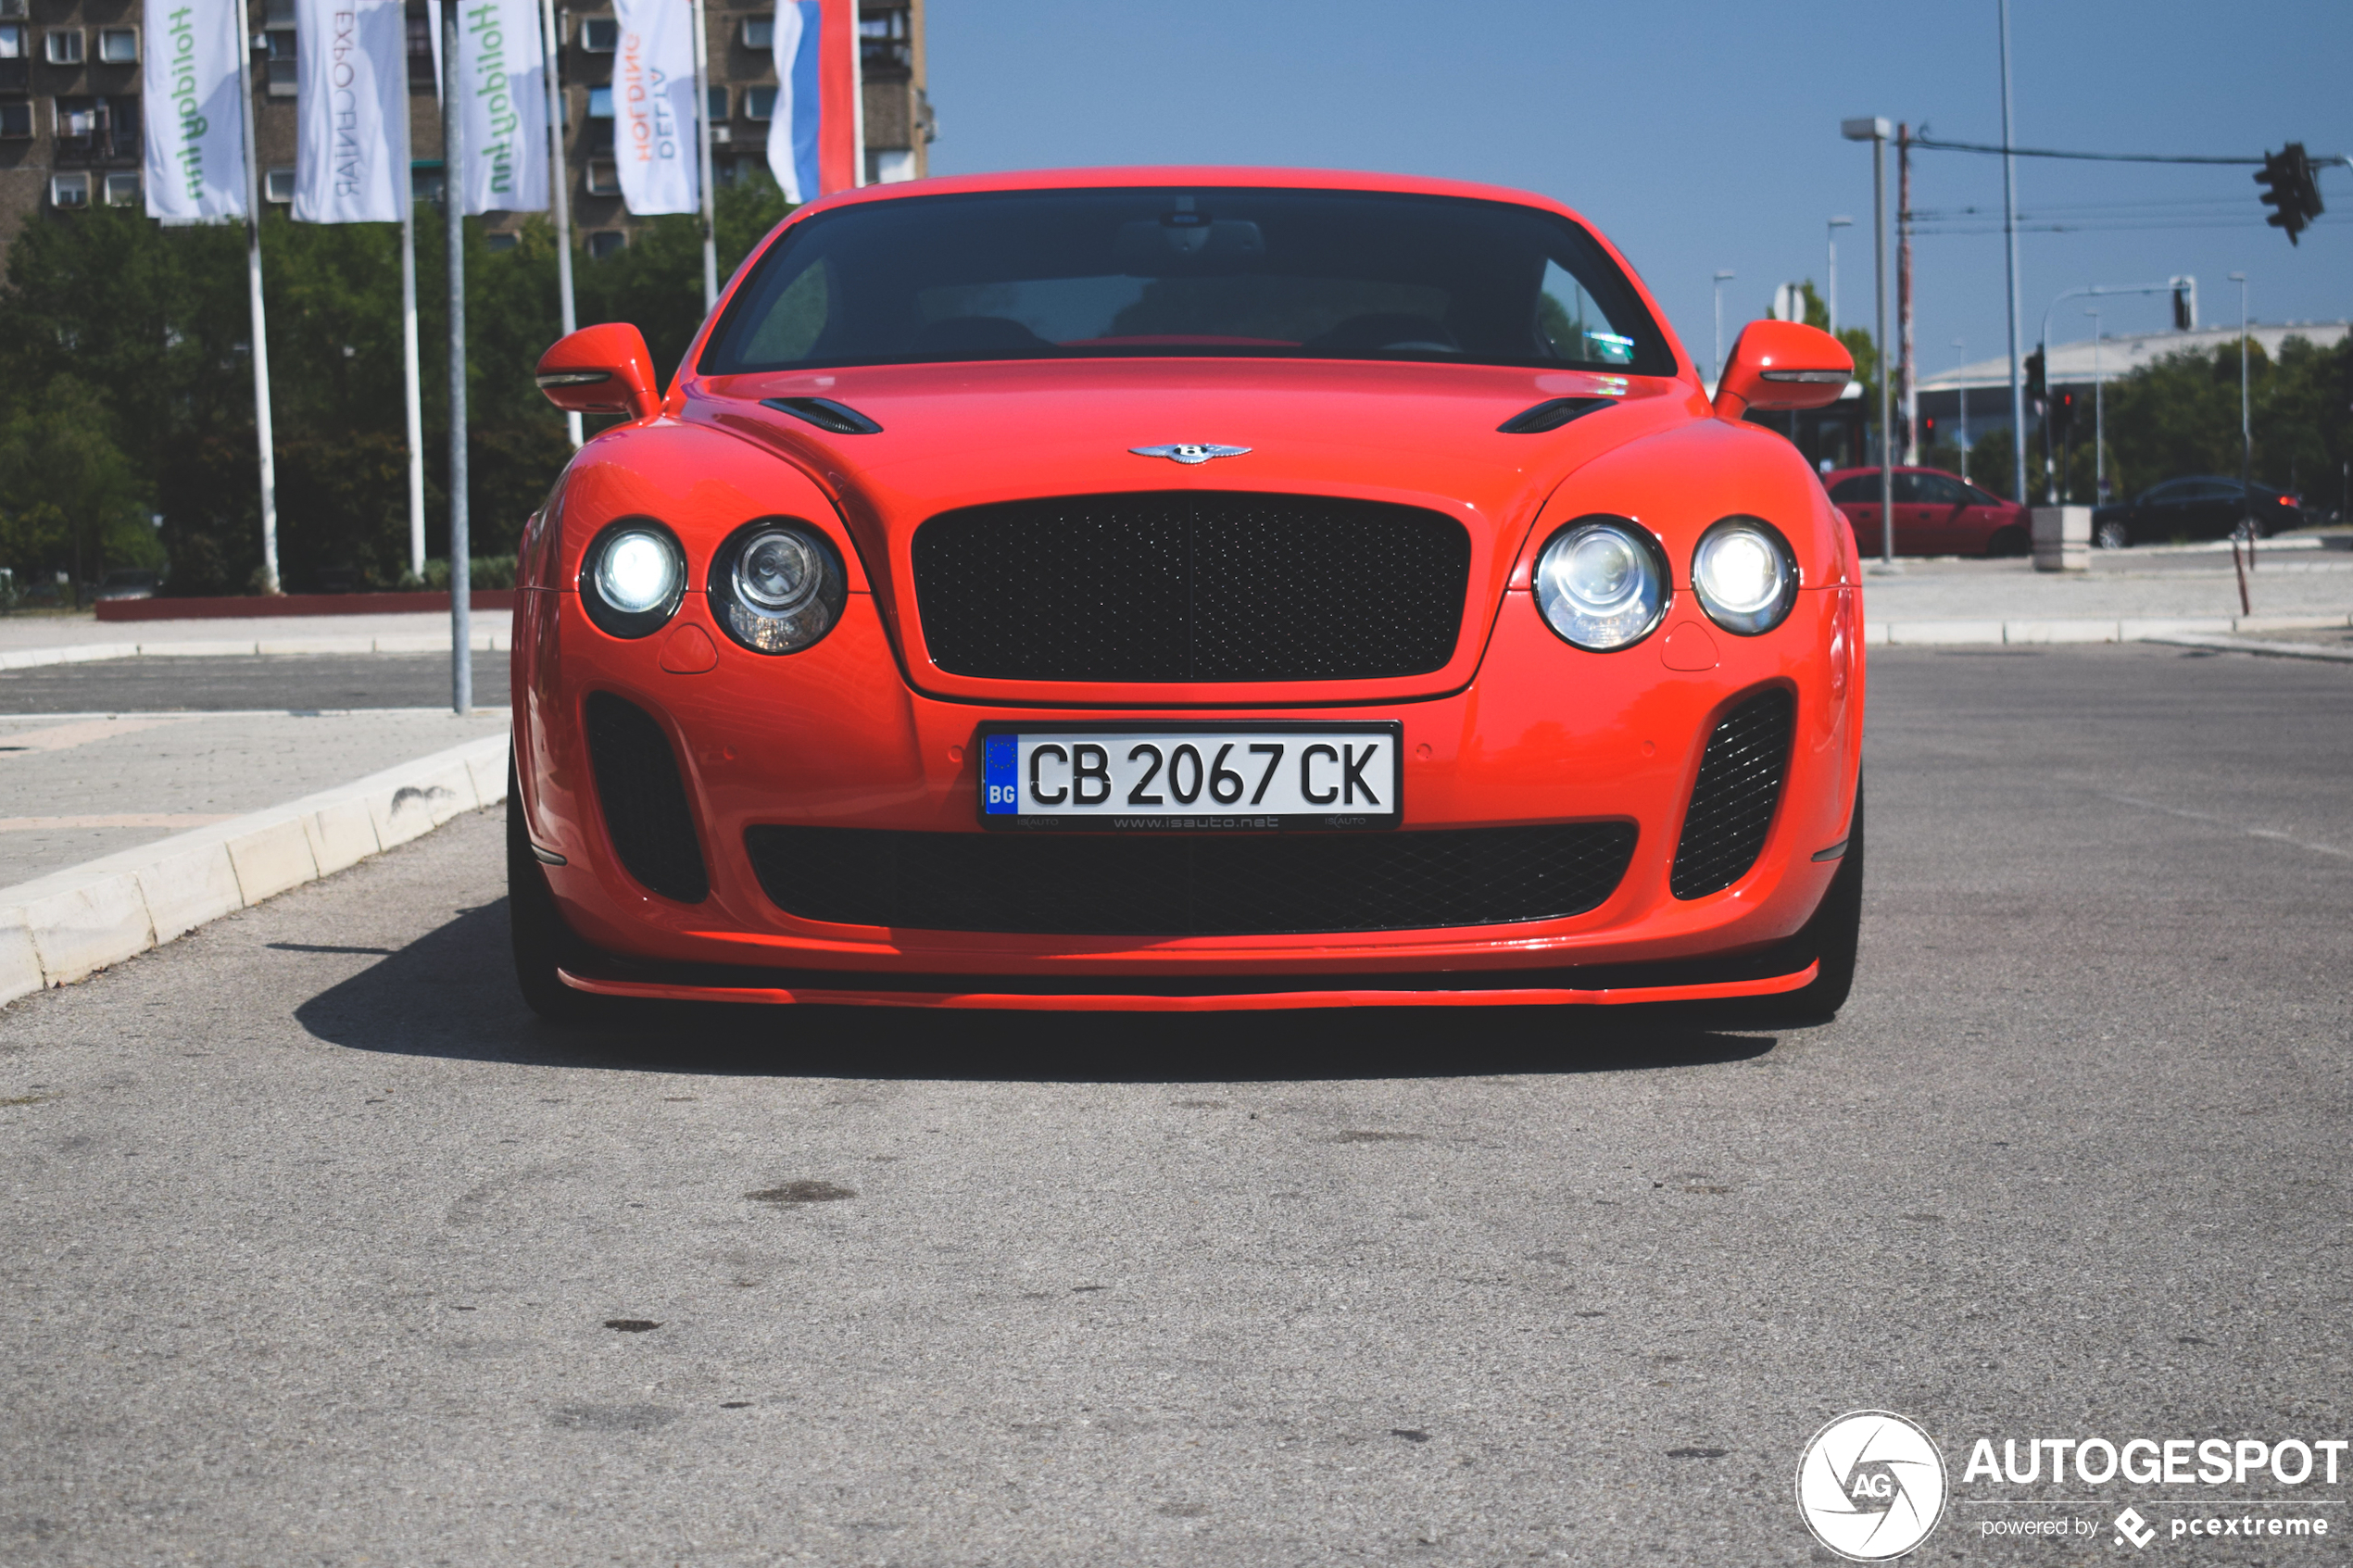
[1670,689,1795,900]
[745,823,1636,935]
[912,492,1471,682]
[585,692,709,904]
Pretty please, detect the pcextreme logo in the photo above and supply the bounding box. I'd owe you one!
[1795,1411,1950,1562]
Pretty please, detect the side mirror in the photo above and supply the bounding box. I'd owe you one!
[1713,320,1854,420]
[535,322,661,422]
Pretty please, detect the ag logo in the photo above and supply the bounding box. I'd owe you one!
[1795,1411,1948,1561]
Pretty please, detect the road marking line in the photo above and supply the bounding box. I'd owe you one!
[2102,793,2351,859]
[0,716,199,756]
[0,814,236,832]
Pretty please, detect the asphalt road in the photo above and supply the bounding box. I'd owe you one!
[0,652,512,713]
[2,644,2347,1566]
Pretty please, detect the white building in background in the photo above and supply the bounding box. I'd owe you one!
[1917,320,2350,455]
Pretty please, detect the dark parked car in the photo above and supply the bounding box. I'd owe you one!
[92,570,161,601]
[2089,476,2304,549]
[1823,466,2031,557]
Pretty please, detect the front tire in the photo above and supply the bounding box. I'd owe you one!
[2094,520,2131,550]
[508,762,601,1025]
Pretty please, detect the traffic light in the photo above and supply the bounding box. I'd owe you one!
[2025,348,2046,408]
[2172,281,2196,332]
[2048,389,2075,443]
[2256,144,2324,245]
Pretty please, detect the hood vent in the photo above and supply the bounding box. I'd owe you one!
[1497,396,1612,434]
[761,395,884,435]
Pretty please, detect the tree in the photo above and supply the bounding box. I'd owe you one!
[0,175,799,596]
[0,376,161,601]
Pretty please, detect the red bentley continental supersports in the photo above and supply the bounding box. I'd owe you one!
[512,168,1865,1018]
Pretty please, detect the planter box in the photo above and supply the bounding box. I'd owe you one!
[96,590,518,622]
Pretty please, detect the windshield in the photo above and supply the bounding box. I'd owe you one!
[699,186,1677,377]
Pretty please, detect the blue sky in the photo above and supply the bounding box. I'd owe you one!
[925,2,2352,379]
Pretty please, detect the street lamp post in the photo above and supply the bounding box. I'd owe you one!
[2085,307,2104,501]
[1998,0,2027,508]
[2230,271,2251,535]
[1712,270,1736,384]
[1827,217,1853,333]
[1842,117,1895,571]
[1953,336,1969,483]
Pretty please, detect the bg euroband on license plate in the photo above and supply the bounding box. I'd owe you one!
[978,723,1403,831]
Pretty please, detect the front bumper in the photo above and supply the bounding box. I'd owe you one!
[515,579,1861,1002]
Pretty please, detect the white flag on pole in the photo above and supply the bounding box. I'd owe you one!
[143,0,247,221]
[450,0,549,213]
[766,0,819,205]
[293,0,408,224]
[610,0,699,216]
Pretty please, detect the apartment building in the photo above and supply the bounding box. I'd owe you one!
[0,0,935,254]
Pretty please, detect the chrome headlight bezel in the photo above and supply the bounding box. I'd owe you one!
[578,520,687,638]
[1691,515,1799,636]
[708,519,847,655]
[1532,517,1672,652]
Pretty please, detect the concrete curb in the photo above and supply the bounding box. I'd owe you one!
[0,733,509,1005]
[2140,633,2353,664]
[0,632,510,671]
[1862,613,2353,647]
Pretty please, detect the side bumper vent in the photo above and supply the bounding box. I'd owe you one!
[585,691,709,904]
[1670,688,1795,900]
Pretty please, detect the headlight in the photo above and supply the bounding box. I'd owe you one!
[579,521,686,637]
[1691,517,1797,635]
[1533,518,1669,651]
[709,520,846,654]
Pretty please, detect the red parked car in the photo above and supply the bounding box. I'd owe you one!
[514,167,1866,1019]
[1824,466,2031,557]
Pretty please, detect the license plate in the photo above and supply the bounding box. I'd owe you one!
[978,723,1402,831]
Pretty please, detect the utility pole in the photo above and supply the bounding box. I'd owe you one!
[2231,271,2251,535]
[232,0,279,595]
[445,2,472,716]
[1998,0,2027,506]
[1898,121,1917,464]
[1827,217,1852,333]
[542,0,582,448]
[1843,117,1895,570]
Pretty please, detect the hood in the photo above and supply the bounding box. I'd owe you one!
[683,358,1708,704]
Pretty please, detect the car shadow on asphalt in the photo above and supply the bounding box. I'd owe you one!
[292,900,1785,1083]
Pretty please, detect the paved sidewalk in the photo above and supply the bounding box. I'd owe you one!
[0,709,507,885]
[0,610,509,669]
[1854,547,2353,624]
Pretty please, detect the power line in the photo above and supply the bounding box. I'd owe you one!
[1911,135,2266,166]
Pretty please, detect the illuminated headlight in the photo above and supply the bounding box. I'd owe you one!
[710,521,846,654]
[580,521,686,637]
[1691,517,1798,635]
[1533,518,1669,651]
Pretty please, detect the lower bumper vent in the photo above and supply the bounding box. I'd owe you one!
[1670,688,1794,900]
[745,823,1636,936]
[585,691,709,904]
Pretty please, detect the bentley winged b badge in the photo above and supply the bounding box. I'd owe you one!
[1129,443,1252,466]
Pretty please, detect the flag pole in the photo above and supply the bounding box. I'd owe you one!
[231,0,280,594]
[443,0,471,715]
[849,0,863,186]
[691,0,717,309]
[400,69,426,579]
[541,0,581,446]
